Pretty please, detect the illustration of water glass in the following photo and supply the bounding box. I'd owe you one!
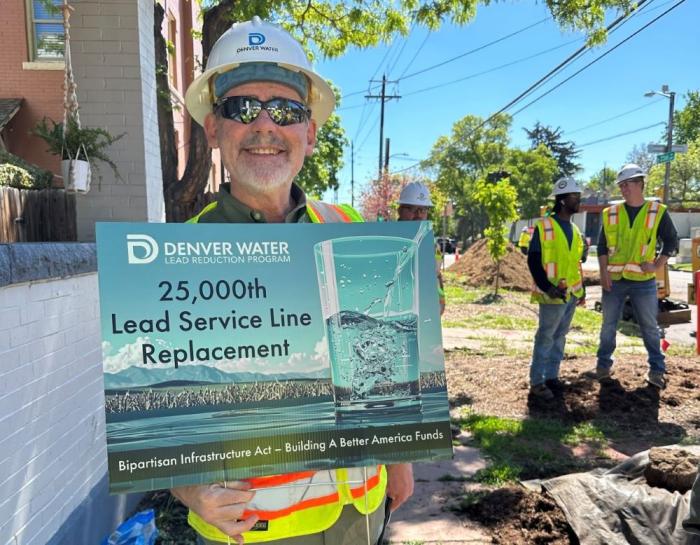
[314,236,422,420]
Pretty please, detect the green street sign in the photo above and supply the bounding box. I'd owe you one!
[656,152,676,164]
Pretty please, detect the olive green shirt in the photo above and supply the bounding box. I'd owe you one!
[196,182,312,224]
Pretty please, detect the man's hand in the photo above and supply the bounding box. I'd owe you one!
[600,270,612,292]
[546,285,567,301]
[171,483,258,544]
[577,297,586,307]
[640,261,657,273]
[385,463,414,512]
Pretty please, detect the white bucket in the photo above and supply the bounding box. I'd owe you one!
[61,159,92,193]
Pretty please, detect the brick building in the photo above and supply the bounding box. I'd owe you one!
[0,0,217,241]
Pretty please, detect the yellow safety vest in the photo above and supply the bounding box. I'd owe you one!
[602,201,665,282]
[186,200,364,224]
[530,217,584,304]
[518,229,531,249]
[187,198,386,543]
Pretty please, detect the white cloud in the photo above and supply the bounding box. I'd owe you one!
[102,336,171,374]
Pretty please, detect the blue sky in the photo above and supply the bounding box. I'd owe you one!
[316,0,699,205]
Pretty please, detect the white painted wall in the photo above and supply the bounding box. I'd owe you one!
[0,274,106,545]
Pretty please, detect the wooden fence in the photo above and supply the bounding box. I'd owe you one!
[0,187,77,242]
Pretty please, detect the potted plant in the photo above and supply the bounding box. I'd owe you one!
[33,114,124,193]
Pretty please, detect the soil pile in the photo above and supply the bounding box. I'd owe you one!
[644,447,699,493]
[461,487,574,545]
[449,240,532,292]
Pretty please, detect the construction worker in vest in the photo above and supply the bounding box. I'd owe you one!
[527,177,586,400]
[518,226,532,255]
[397,182,445,315]
[175,17,413,545]
[592,163,678,389]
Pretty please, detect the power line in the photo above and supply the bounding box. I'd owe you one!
[402,39,579,98]
[578,122,665,147]
[340,16,549,100]
[509,0,686,118]
[397,28,431,79]
[399,17,550,81]
[564,98,664,135]
[483,2,650,123]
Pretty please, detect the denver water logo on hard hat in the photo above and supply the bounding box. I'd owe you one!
[248,32,265,45]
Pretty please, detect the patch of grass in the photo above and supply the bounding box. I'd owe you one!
[670,262,693,272]
[445,313,537,330]
[454,410,612,483]
[475,463,522,485]
[437,473,470,482]
[443,284,490,304]
[666,343,698,357]
[570,307,602,334]
[562,422,607,446]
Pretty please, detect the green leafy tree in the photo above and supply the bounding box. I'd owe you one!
[673,90,700,144]
[524,122,581,177]
[505,144,559,219]
[159,0,641,221]
[474,177,518,296]
[585,166,617,193]
[647,137,700,203]
[296,84,347,198]
[423,113,511,241]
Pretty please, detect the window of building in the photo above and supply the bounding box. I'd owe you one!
[167,15,178,88]
[26,0,65,61]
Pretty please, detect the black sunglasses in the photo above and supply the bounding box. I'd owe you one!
[214,96,311,126]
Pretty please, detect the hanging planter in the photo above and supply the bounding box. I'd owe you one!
[33,116,123,192]
[31,1,122,194]
[60,148,92,193]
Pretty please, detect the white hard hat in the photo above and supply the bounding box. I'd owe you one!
[185,17,335,127]
[398,182,433,206]
[550,177,582,197]
[616,163,646,184]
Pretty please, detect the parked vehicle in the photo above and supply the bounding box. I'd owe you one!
[436,237,456,254]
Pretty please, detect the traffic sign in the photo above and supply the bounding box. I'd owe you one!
[648,143,689,153]
[656,152,676,164]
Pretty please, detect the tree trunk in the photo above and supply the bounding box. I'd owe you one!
[494,258,501,297]
[154,3,177,197]
[158,0,235,222]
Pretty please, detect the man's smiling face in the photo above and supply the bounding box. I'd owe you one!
[204,81,317,196]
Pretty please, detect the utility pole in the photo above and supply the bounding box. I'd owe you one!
[663,90,676,205]
[365,75,400,181]
[350,140,355,208]
[384,138,390,173]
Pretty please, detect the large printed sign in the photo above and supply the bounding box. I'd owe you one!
[97,221,453,494]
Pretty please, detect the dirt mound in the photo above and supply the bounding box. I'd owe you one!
[449,239,532,292]
[582,269,600,286]
[644,447,699,493]
[460,487,574,545]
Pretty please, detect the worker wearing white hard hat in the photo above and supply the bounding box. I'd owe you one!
[396,181,446,314]
[592,163,678,390]
[527,177,586,401]
[397,181,433,221]
[176,16,413,545]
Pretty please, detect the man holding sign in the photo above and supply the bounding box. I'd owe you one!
[173,16,413,545]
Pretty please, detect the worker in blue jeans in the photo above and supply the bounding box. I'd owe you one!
[528,177,586,400]
[592,164,678,389]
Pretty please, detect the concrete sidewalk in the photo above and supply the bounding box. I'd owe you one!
[385,436,491,544]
